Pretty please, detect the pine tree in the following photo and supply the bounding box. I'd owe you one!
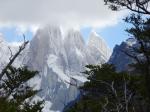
[65,1,150,112]
[0,39,44,112]
[64,15,150,112]
[64,64,146,112]
[122,14,150,103]
[0,66,44,112]
[104,0,150,15]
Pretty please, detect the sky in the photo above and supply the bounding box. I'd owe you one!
[0,0,129,49]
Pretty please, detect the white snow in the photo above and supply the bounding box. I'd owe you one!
[88,31,112,61]
[42,101,53,112]
[47,54,70,83]
[0,25,111,112]
[75,48,83,57]
[71,75,88,83]
[28,75,42,90]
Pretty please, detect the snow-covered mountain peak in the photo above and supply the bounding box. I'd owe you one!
[0,25,111,112]
[65,30,84,44]
[87,31,111,61]
[90,30,99,37]
[64,30,85,51]
[29,25,64,58]
[88,31,105,46]
[35,25,62,40]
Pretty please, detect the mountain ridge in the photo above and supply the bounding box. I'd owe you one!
[0,25,111,112]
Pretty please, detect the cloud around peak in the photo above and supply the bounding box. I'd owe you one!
[0,0,127,30]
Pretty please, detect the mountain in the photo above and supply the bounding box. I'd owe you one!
[0,26,111,112]
[109,38,137,71]
[87,31,111,63]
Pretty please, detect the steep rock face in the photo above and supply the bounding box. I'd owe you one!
[87,31,111,64]
[28,26,71,111]
[0,26,111,112]
[64,30,88,73]
[109,38,137,71]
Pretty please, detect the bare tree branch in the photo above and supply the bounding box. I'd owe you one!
[8,46,13,61]
[0,40,29,80]
[104,0,150,15]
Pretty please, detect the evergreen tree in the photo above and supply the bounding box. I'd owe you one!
[104,0,150,15]
[0,66,44,112]
[65,3,150,111]
[0,40,44,112]
[105,0,150,110]
[105,0,150,107]
[64,64,146,112]
[122,14,150,103]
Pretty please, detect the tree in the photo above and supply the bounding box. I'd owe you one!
[64,64,149,112]
[104,0,150,103]
[104,0,150,15]
[65,6,150,112]
[0,39,44,112]
[64,16,150,111]
[65,1,150,112]
[116,14,150,111]
[105,0,150,109]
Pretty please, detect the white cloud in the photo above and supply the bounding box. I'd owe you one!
[0,0,128,31]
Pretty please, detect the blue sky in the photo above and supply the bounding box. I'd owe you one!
[0,27,33,42]
[96,21,129,48]
[81,21,129,48]
[0,0,130,49]
[0,0,129,50]
[0,21,129,49]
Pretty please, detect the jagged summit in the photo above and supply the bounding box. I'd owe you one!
[0,25,111,112]
[64,30,85,50]
[88,31,108,49]
[89,30,100,38]
[34,25,62,41]
[109,38,137,71]
[87,31,111,61]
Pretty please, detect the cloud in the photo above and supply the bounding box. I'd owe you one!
[0,0,127,31]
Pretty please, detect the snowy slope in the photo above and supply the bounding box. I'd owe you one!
[87,31,112,64]
[0,26,111,112]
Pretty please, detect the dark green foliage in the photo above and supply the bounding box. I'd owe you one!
[104,0,150,15]
[65,1,150,112]
[65,64,150,112]
[65,64,147,112]
[0,66,44,112]
[65,7,150,112]
[0,41,44,112]
[122,14,150,104]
